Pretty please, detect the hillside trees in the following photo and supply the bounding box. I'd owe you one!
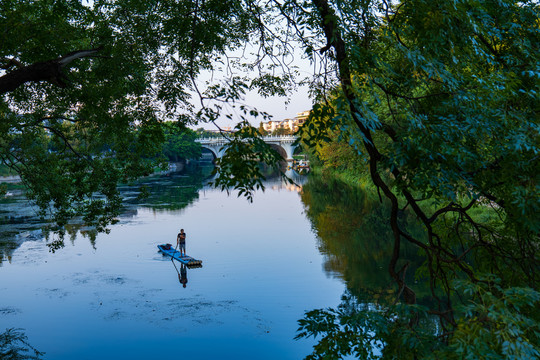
[161,123,201,163]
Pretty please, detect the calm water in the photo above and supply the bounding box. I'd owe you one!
[1,169,347,359]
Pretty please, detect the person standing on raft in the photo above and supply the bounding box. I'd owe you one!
[177,229,186,256]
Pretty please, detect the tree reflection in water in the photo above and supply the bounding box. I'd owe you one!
[119,164,212,213]
[0,328,44,360]
[300,174,430,304]
[0,165,212,358]
[0,164,212,262]
[298,174,441,358]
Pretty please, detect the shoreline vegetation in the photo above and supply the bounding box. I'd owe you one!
[0,164,18,178]
[307,154,504,242]
[300,140,539,358]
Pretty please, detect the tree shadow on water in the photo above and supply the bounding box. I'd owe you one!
[0,328,44,360]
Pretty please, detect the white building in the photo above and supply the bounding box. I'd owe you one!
[262,111,310,133]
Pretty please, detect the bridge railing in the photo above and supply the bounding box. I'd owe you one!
[196,135,297,142]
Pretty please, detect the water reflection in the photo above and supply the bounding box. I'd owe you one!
[0,164,212,264]
[119,164,213,213]
[0,328,44,359]
[1,163,305,264]
[0,183,47,265]
[168,261,201,288]
[2,167,357,359]
[300,174,429,304]
[158,242,203,289]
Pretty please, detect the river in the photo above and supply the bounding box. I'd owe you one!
[1,165,428,359]
[1,166,347,359]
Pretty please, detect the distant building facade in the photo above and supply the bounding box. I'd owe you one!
[262,110,310,133]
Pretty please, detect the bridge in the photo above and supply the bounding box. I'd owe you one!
[196,135,298,161]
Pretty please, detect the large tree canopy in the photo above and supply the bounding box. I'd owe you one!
[290,0,539,358]
[1,0,539,357]
[0,0,264,237]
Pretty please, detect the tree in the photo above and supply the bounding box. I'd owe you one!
[0,0,260,244]
[161,122,202,162]
[272,126,292,136]
[288,0,540,357]
[257,121,268,136]
[2,0,538,356]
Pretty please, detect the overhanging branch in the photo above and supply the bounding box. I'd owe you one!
[0,46,104,95]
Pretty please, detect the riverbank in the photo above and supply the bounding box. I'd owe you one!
[308,164,379,195]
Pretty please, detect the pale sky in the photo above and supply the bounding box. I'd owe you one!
[82,0,315,130]
[204,86,313,130]
[192,47,316,130]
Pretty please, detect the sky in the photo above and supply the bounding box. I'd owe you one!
[203,86,313,130]
[190,41,317,130]
[80,0,315,131]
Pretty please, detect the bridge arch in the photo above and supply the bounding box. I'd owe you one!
[200,147,218,161]
[196,135,298,161]
[197,138,228,160]
[267,143,287,161]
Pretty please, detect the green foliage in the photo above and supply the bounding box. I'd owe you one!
[271,126,293,136]
[0,164,16,177]
[296,296,438,360]
[297,103,337,149]
[0,328,44,360]
[440,277,540,360]
[306,130,370,181]
[1,0,539,355]
[291,0,539,357]
[0,0,258,237]
[257,121,268,136]
[296,277,540,360]
[212,119,286,201]
[161,122,202,162]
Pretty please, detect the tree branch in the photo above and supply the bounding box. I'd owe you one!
[1,57,24,70]
[0,46,104,95]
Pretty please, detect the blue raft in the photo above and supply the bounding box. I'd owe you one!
[157,244,203,266]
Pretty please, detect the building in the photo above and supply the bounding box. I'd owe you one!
[262,110,310,133]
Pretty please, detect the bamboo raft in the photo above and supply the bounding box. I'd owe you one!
[157,244,203,266]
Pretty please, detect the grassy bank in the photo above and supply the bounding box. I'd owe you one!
[308,163,377,193]
[309,162,500,225]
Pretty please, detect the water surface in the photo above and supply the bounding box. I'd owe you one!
[1,170,346,359]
